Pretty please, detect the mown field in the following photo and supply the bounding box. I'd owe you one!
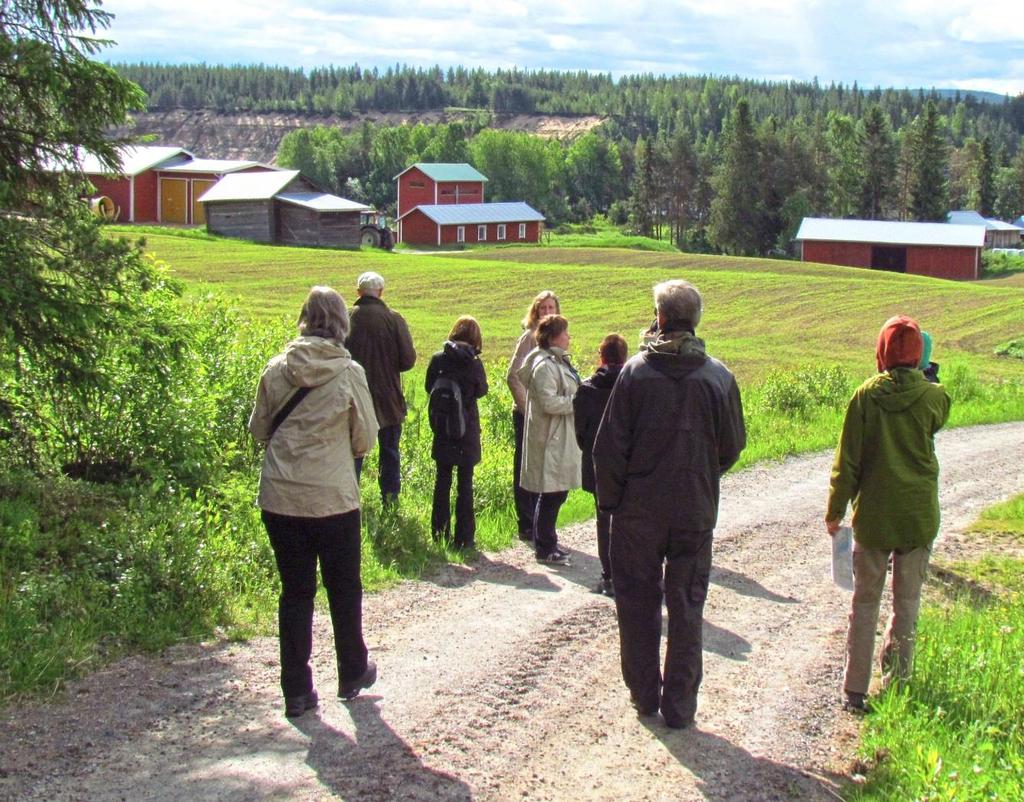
[126,227,1024,386]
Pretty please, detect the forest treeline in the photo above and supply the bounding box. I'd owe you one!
[114,62,1024,255]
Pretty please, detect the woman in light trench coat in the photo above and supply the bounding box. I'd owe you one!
[517,314,582,565]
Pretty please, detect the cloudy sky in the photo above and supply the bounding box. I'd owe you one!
[98,0,1024,97]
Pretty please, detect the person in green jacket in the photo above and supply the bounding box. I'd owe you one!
[826,315,951,713]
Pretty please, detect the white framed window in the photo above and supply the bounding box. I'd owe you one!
[477,225,487,241]
[518,222,527,239]
[456,225,465,243]
[497,224,506,241]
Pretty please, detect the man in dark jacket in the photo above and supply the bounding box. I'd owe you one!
[574,333,627,597]
[594,279,745,729]
[346,271,417,504]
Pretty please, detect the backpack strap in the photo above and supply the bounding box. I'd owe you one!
[269,386,313,437]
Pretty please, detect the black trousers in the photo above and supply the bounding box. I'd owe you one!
[595,501,612,580]
[610,512,712,724]
[512,410,538,535]
[262,508,368,698]
[354,423,402,502]
[533,490,568,555]
[432,462,475,548]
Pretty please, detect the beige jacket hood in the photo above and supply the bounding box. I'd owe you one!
[249,336,379,517]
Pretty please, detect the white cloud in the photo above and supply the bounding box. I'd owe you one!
[97,0,1024,96]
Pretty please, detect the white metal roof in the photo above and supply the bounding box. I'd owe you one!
[399,201,544,225]
[198,171,302,202]
[157,156,276,175]
[795,217,985,248]
[57,145,191,176]
[948,210,1021,231]
[276,193,372,212]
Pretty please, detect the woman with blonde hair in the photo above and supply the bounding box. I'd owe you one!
[518,313,581,564]
[249,286,380,718]
[425,315,489,550]
[506,290,560,541]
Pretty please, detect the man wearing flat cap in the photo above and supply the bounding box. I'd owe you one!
[346,271,417,505]
[826,314,950,712]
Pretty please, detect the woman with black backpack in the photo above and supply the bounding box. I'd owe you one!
[425,316,489,551]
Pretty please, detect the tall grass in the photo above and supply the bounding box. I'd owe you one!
[847,499,1024,801]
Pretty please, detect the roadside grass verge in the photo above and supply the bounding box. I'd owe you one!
[846,496,1024,801]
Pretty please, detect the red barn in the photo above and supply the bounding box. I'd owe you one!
[395,163,487,218]
[65,145,276,225]
[397,202,545,246]
[795,218,985,281]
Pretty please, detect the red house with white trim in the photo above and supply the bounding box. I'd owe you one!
[394,162,544,245]
[62,145,276,225]
[795,218,985,281]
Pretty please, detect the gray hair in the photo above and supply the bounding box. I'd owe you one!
[654,279,703,330]
[357,271,385,295]
[298,285,349,341]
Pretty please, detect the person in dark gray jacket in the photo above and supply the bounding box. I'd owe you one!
[593,279,745,729]
[345,271,416,505]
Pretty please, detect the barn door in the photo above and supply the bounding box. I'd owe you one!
[191,180,216,225]
[160,178,188,224]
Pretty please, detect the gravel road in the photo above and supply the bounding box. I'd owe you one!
[3,422,1023,802]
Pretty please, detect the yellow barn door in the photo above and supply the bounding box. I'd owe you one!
[160,178,188,224]
[192,180,215,225]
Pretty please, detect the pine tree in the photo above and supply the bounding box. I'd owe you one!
[977,136,995,217]
[858,105,896,219]
[910,101,950,222]
[709,99,763,255]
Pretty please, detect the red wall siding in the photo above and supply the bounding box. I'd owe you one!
[133,170,160,222]
[802,241,977,280]
[906,246,977,280]
[397,168,436,217]
[802,241,872,267]
[400,208,440,245]
[435,181,484,205]
[86,176,132,222]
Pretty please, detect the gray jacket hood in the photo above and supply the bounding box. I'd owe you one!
[641,331,708,380]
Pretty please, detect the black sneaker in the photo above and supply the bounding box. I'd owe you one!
[518,531,533,542]
[593,577,614,597]
[339,660,378,701]
[284,689,319,718]
[536,549,570,565]
[843,691,871,713]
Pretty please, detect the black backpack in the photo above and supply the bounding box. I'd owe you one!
[428,375,466,440]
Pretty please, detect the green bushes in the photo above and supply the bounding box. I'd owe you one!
[0,471,276,699]
[760,364,851,416]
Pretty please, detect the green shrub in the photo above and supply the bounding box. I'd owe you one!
[759,364,851,417]
[981,250,1024,278]
[995,337,1024,360]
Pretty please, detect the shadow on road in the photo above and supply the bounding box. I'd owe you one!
[293,699,473,801]
[643,721,843,801]
[711,565,800,604]
[423,552,562,592]
[703,619,752,661]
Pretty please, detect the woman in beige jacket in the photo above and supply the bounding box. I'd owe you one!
[518,314,582,564]
[506,290,560,540]
[249,286,380,718]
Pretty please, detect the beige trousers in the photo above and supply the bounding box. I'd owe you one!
[843,543,931,695]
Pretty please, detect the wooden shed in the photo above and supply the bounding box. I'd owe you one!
[948,210,1023,249]
[795,218,985,281]
[198,171,370,248]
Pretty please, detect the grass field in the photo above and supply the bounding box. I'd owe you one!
[118,226,1024,387]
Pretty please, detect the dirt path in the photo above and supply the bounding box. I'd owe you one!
[3,422,1023,802]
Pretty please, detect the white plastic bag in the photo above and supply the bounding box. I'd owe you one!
[831,525,854,591]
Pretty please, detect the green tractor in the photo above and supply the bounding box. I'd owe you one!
[360,211,395,250]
